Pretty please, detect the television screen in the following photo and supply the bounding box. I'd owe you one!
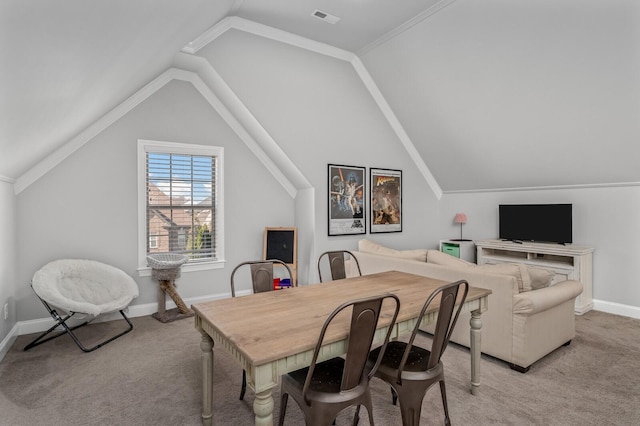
[499,204,572,244]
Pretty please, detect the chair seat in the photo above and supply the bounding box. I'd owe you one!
[25,259,139,353]
[279,293,401,426]
[366,280,468,426]
[370,342,444,385]
[32,259,139,316]
[284,357,373,403]
[371,341,431,372]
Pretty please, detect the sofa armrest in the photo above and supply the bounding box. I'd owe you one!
[513,280,583,315]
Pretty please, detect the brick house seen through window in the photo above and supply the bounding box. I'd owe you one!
[140,140,222,268]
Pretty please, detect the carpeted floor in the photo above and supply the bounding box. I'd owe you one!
[0,310,638,425]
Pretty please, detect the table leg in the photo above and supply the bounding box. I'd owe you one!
[200,331,214,425]
[253,389,274,426]
[469,309,482,395]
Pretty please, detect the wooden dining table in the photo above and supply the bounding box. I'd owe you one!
[193,270,491,426]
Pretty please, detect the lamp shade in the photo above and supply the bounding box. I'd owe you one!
[454,213,467,224]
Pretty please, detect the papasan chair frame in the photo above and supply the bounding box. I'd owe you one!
[24,259,139,353]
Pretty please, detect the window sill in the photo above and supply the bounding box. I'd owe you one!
[138,259,226,277]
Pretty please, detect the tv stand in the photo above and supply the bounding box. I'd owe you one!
[475,239,594,314]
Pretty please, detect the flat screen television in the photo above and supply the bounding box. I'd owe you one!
[499,204,572,244]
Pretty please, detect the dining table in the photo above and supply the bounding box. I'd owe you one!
[193,270,491,425]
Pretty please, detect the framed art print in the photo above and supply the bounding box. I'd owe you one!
[328,164,366,236]
[370,168,402,233]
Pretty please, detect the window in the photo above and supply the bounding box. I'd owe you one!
[149,235,158,249]
[138,140,224,272]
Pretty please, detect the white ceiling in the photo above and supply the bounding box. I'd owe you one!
[2,0,638,192]
[0,0,443,181]
[232,0,442,53]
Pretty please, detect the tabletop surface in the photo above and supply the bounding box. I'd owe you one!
[193,270,491,365]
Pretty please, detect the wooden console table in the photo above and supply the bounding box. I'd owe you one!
[476,239,594,314]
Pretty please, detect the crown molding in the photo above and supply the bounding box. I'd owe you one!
[173,54,303,196]
[357,0,458,56]
[181,16,440,198]
[14,70,176,194]
[442,181,640,194]
[14,66,298,198]
[15,16,440,200]
[350,57,442,199]
[182,16,355,62]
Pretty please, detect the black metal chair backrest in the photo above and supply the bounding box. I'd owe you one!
[230,259,293,296]
[397,280,469,381]
[302,293,400,405]
[317,250,362,282]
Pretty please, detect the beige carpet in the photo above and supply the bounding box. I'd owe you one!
[0,310,639,425]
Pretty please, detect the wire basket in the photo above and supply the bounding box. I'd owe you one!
[146,253,189,270]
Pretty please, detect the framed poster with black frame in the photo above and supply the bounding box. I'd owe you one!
[370,168,402,233]
[327,164,366,236]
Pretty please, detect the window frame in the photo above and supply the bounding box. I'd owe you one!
[137,139,225,276]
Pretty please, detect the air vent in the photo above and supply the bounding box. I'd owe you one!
[312,9,340,24]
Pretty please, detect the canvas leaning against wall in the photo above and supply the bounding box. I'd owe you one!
[370,168,402,233]
[328,164,366,236]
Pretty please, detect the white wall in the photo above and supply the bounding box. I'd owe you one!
[10,11,640,327]
[360,0,640,191]
[196,29,444,256]
[15,80,294,321]
[12,28,451,326]
[0,179,17,344]
[438,186,640,314]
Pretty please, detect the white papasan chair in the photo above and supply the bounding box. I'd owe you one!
[24,259,139,352]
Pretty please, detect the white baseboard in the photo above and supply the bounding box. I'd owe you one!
[4,293,632,364]
[0,323,19,363]
[593,299,640,319]
[0,290,245,363]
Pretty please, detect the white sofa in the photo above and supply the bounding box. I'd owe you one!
[348,240,583,372]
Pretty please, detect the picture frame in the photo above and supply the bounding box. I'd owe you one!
[370,168,402,233]
[327,164,366,236]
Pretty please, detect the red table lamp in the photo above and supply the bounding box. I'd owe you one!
[454,213,467,240]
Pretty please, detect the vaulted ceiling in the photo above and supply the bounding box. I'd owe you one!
[2,0,639,192]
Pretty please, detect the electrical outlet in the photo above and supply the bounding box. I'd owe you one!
[3,303,7,320]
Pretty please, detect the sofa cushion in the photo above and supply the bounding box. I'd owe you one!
[475,263,532,293]
[362,240,552,293]
[358,239,427,262]
[428,250,532,292]
[426,249,476,268]
[528,267,555,290]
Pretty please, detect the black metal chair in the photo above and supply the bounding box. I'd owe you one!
[231,259,293,400]
[317,250,362,282]
[278,293,400,426]
[367,280,469,426]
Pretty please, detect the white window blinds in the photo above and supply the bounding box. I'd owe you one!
[146,151,217,262]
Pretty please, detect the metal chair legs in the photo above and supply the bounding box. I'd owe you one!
[24,298,133,353]
[240,369,247,400]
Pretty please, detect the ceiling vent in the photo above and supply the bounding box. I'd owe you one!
[312,9,340,24]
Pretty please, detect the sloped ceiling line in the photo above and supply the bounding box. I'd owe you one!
[351,58,443,199]
[183,16,355,62]
[357,0,458,56]
[14,70,176,194]
[183,16,442,199]
[15,16,442,198]
[444,181,640,194]
[14,67,298,198]
[173,52,306,193]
